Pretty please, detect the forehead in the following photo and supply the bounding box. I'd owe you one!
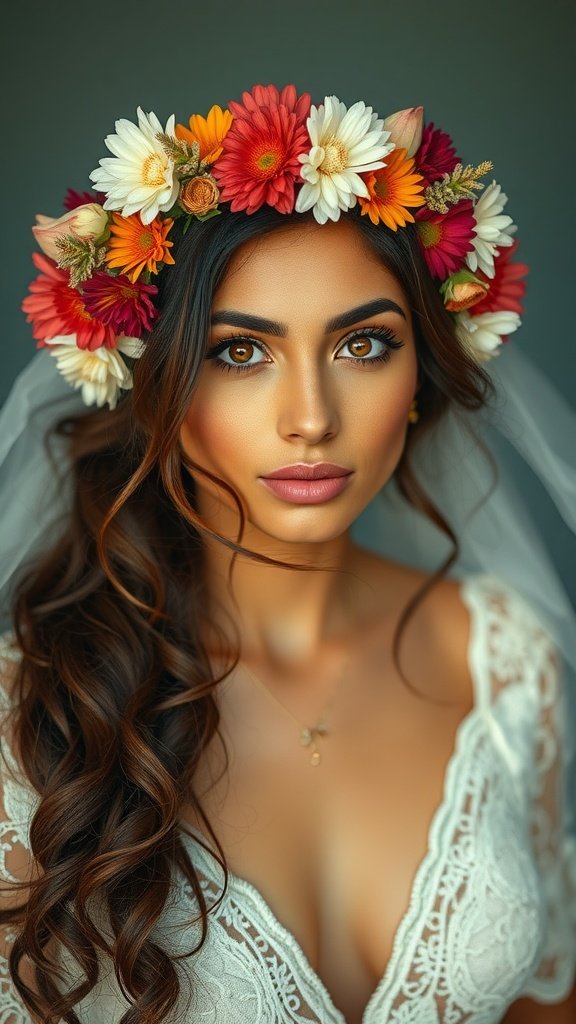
[213,218,409,322]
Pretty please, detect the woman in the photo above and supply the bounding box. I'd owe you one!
[1,86,575,1023]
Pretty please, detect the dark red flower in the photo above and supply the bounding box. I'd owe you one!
[415,201,475,279]
[415,123,460,187]
[82,272,159,337]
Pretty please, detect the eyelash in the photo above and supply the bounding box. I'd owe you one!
[206,326,405,375]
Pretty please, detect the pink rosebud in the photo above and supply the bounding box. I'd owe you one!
[32,203,108,261]
[383,107,424,158]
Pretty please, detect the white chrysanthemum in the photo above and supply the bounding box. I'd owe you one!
[45,334,145,409]
[455,309,521,362]
[89,107,180,226]
[295,96,395,224]
[466,181,517,278]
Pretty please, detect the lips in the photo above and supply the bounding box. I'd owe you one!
[261,463,352,480]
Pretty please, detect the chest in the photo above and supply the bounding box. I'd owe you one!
[181,661,478,1024]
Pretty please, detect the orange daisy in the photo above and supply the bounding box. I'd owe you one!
[175,104,234,164]
[358,148,426,230]
[105,213,175,283]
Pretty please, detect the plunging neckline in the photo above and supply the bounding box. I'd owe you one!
[177,575,488,1024]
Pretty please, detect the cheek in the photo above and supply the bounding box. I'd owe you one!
[368,401,409,467]
[362,362,416,439]
[356,365,416,479]
[180,385,250,473]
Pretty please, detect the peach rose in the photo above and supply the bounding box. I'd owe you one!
[179,175,219,216]
[32,203,108,261]
[442,270,489,312]
[444,281,489,312]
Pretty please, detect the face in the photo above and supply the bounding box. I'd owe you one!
[179,217,419,550]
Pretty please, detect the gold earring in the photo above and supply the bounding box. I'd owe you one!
[408,398,419,424]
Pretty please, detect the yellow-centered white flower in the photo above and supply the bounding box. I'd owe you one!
[89,107,180,226]
[466,181,517,278]
[455,309,521,362]
[295,95,395,224]
[44,334,145,409]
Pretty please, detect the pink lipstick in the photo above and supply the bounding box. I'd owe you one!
[259,462,354,504]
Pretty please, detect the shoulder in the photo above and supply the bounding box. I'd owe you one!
[413,570,476,706]
[435,575,564,746]
[418,574,565,784]
[376,562,559,708]
[456,574,561,689]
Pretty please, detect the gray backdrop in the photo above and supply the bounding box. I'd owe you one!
[1,0,574,601]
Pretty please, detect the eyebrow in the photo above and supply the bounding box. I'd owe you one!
[210,298,407,337]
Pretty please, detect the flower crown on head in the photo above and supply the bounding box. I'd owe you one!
[22,84,528,410]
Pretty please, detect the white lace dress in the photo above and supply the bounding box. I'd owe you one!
[1,574,576,1023]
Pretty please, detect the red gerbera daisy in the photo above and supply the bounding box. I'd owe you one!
[21,252,116,350]
[415,201,476,279]
[415,122,460,187]
[470,240,529,316]
[82,272,159,337]
[212,83,311,214]
[64,187,105,211]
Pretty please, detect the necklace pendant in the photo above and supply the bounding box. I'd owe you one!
[300,727,313,747]
[301,725,328,762]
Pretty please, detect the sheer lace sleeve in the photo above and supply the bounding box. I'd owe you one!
[518,621,576,1001]
[0,630,39,1023]
[478,577,576,1003]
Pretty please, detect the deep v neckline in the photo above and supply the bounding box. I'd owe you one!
[177,575,488,1024]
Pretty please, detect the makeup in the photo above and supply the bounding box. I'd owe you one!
[259,474,354,504]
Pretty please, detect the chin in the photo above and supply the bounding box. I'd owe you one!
[244,510,361,547]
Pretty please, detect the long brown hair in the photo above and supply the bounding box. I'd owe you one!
[1,205,495,1022]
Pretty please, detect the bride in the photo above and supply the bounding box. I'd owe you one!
[1,86,575,1023]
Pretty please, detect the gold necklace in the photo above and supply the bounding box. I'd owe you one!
[240,655,350,766]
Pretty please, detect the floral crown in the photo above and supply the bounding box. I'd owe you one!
[22,83,528,410]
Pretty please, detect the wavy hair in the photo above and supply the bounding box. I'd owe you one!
[1,204,495,1022]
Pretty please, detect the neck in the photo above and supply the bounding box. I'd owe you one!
[197,515,375,675]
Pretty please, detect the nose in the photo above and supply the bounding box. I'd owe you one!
[276,360,340,444]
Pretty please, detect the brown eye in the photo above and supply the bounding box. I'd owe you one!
[207,335,269,373]
[228,341,254,364]
[348,338,373,358]
[336,325,405,367]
